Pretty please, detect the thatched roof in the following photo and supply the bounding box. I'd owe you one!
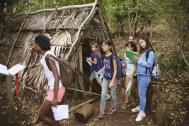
[8,9,90,31]
[0,0,110,99]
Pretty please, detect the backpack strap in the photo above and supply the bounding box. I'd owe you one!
[45,54,60,71]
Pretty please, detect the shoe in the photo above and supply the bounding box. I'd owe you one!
[107,107,116,115]
[136,111,146,122]
[97,111,105,119]
[105,94,110,101]
[131,106,140,113]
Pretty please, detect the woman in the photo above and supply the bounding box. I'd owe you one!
[32,34,64,126]
[131,34,155,122]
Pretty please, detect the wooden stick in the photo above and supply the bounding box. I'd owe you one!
[66,0,98,60]
[24,85,38,94]
[67,87,100,96]
[6,13,29,65]
[16,3,94,16]
[70,96,99,112]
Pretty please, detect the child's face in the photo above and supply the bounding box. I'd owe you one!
[126,45,132,51]
[139,39,146,49]
[101,43,111,52]
[91,45,98,52]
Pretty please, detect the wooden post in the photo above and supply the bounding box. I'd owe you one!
[74,103,95,122]
[4,76,14,105]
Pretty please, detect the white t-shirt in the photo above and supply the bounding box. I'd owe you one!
[40,51,62,90]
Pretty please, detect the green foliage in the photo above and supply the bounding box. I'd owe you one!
[159,52,186,73]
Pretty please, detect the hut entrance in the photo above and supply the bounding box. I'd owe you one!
[82,38,101,93]
[82,38,91,79]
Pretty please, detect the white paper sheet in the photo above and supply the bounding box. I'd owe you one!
[0,64,9,75]
[86,58,92,66]
[52,105,69,121]
[96,67,105,79]
[125,80,132,93]
[8,64,26,76]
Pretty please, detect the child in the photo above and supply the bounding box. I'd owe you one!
[98,40,118,119]
[32,34,64,126]
[121,40,137,109]
[87,42,103,92]
[131,33,155,122]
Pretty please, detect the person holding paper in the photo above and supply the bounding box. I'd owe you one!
[98,40,118,119]
[32,34,64,126]
[121,40,137,110]
[87,42,103,92]
[131,33,155,122]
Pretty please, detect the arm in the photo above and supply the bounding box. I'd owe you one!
[111,59,118,82]
[89,58,97,64]
[138,51,155,68]
[47,58,60,105]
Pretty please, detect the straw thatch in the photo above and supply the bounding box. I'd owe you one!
[0,0,111,100]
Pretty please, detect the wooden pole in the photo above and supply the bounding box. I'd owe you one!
[6,12,29,65]
[16,3,94,16]
[4,76,14,105]
[65,0,98,60]
[67,87,100,96]
[74,103,95,122]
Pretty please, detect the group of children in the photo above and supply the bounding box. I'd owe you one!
[31,33,155,126]
[87,34,155,122]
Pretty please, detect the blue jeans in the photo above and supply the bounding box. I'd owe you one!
[137,75,151,112]
[100,78,117,112]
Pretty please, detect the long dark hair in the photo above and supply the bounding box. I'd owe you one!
[138,33,151,54]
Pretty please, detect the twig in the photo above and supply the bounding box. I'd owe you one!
[70,96,99,112]
[16,3,94,17]
[65,0,98,60]
[6,13,29,65]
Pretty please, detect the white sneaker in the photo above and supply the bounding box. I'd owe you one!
[131,106,140,113]
[136,111,146,122]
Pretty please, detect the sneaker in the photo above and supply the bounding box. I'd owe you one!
[105,94,110,101]
[131,106,140,113]
[97,111,105,119]
[107,107,116,115]
[136,111,146,122]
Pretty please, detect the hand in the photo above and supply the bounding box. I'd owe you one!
[133,55,139,61]
[52,97,58,106]
[109,80,114,88]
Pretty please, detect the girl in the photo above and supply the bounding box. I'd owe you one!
[87,42,103,91]
[131,33,155,122]
[98,40,118,119]
[87,42,110,100]
[32,34,64,126]
[121,40,137,109]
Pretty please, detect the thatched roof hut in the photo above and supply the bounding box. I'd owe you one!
[0,0,111,99]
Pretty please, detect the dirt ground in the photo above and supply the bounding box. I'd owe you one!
[0,71,189,126]
[0,77,156,126]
